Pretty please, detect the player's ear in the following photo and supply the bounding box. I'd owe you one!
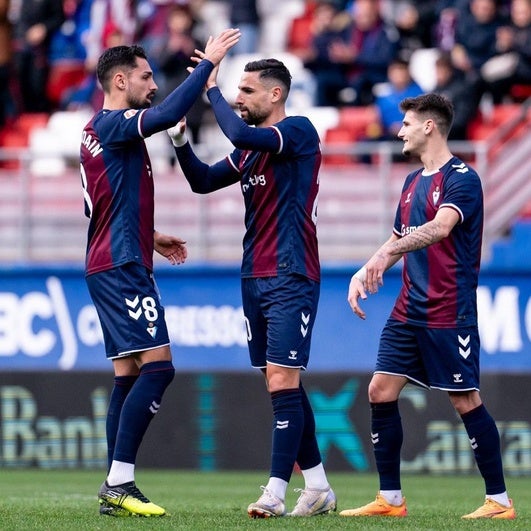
[114,72,126,90]
[270,85,283,103]
[424,119,434,135]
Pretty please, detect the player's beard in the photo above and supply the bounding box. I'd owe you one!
[241,107,268,126]
[127,91,155,109]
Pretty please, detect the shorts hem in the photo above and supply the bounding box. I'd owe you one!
[374,370,429,389]
[429,385,480,392]
[108,342,170,360]
[251,362,307,371]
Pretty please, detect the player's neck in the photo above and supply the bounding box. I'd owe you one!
[420,147,453,173]
[260,108,286,128]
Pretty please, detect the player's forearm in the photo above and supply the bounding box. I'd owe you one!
[387,219,447,255]
[141,60,214,136]
[174,143,237,193]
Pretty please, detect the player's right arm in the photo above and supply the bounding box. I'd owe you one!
[348,234,402,319]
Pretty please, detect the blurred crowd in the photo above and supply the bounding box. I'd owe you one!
[0,0,529,143]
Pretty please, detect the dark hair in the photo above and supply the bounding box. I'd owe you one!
[97,45,148,91]
[399,93,454,137]
[244,58,292,99]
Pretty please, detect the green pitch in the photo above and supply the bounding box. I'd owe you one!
[0,469,528,530]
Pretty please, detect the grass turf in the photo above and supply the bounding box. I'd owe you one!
[0,470,528,529]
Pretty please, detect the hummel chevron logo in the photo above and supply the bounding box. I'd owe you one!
[458,334,471,359]
[149,400,160,415]
[300,312,310,337]
[276,420,289,430]
[371,432,379,445]
[125,296,142,320]
[469,437,478,450]
[451,162,469,174]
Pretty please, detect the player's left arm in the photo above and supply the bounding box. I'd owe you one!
[154,230,187,265]
[386,206,460,256]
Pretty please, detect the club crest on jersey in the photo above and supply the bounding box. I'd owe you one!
[124,109,139,119]
[147,322,158,338]
[432,186,440,205]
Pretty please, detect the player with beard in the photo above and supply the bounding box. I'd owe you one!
[80,30,240,517]
[167,57,336,518]
[340,93,516,520]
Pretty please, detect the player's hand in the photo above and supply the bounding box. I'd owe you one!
[167,119,188,147]
[364,250,388,294]
[202,28,241,66]
[154,231,187,265]
[347,276,367,320]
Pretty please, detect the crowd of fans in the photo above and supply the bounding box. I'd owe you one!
[0,0,529,144]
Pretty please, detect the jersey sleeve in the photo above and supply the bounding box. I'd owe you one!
[174,141,241,193]
[439,164,483,223]
[94,109,146,145]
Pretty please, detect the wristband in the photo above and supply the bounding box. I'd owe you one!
[167,125,188,147]
[352,266,367,282]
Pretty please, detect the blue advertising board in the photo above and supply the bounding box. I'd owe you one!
[0,265,530,372]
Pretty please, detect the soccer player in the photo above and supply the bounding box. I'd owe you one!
[167,58,336,518]
[79,30,240,517]
[341,93,516,520]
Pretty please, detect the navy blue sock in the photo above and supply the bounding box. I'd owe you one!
[270,388,304,482]
[113,360,175,464]
[296,384,322,470]
[106,375,138,470]
[461,404,506,495]
[371,401,403,491]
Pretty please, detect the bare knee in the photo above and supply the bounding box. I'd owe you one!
[449,390,482,415]
[368,374,407,403]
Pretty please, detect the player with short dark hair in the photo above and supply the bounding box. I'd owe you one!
[167,57,336,518]
[79,30,240,517]
[340,93,516,520]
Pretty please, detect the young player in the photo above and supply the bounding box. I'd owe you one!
[167,57,336,518]
[341,93,516,520]
[79,30,240,517]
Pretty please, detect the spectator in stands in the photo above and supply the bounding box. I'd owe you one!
[392,1,438,61]
[451,0,508,104]
[84,0,137,73]
[328,0,399,106]
[11,0,64,113]
[228,0,261,54]
[157,4,207,143]
[46,0,92,110]
[288,0,348,106]
[480,0,531,101]
[434,52,477,139]
[373,58,424,140]
[0,0,11,128]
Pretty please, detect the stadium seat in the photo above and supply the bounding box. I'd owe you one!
[337,106,380,139]
[300,106,339,140]
[510,84,531,102]
[322,127,357,165]
[46,60,88,107]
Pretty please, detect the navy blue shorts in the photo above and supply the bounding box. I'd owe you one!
[86,263,170,359]
[376,318,480,391]
[241,275,320,370]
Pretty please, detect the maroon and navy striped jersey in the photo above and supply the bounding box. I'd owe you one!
[227,116,321,281]
[80,108,155,275]
[391,156,483,327]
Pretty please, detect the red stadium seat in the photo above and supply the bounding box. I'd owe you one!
[322,127,357,165]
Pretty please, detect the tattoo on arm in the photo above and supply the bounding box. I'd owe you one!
[388,220,443,255]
